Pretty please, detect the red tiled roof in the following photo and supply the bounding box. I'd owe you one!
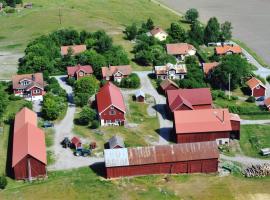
[96,82,126,114]
[167,88,213,112]
[202,62,219,74]
[160,79,179,90]
[12,73,45,90]
[174,108,232,134]
[215,45,242,55]
[61,45,87,56]
[150,27,167,36]
[71,137,81,146]
[246,77,266,89]
[67,64,93,76]
[12,108,46,167]
[166,43,196,55]
[264,98,270,107]
[101,65,132,79]
[230,113,241,122]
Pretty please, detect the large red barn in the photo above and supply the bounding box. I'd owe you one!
[96,82,126,126]
[12,108,47,180]
[173,108,240,145]
[104,141,219,178]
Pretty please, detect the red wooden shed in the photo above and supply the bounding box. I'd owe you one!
[12,108,47,180]
[104,141,219,178]
[71,137,82,149]
[246,77,266,97]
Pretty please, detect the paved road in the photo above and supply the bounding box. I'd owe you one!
[221,154,270,166]
[48,76,104,171]
[158,0,270,66]
[241,119,270,125]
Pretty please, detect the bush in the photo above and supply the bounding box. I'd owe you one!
[91,120,100,129]
[42,93,66,120]
[8,94,22,101]
[66,77,76,86]
[0,176,7,189]
[119,73,140,89]
[246,96,256,103]
[76,106,96,125]
[4,7,15,13]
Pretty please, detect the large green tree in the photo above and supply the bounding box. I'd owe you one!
[124,23,138,40]
[204,17,220,44]
[77,106,96,125]
[220,21,233,42]
[188,21,204,45]
[42,93,66,120]
[168,22,187,43]
[185,8,199,23]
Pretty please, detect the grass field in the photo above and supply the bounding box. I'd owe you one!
[240,125,270,158]
[1,167,270,200]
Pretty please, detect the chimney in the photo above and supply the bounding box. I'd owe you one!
[31,74,35,81]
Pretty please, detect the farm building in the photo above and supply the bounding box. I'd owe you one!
[148,27,168,41]
[108,136,125,149]
[166,43,196,60]
[173,108,240,145]
[160,79,179,95]
[101,65,132,83]
[96,82,126,126]
[12,73,46,101]
[135,90,145,102]
[215,45,242,55]
[104,141,219,178]
[202,62,220,76]
[61,45,87,56]
[166,88,213,113]
[246,77,266,97]
[154,63,187,80]
[12,108,47,180]
[71,137,82,149]
[67,64,93,80]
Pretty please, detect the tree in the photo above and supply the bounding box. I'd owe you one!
[0,176,7,189]
[42,93,66,120]
[204,17,220,44]
[124,23,138,40]
[0,85,8,120]
[119,73,141,88]
[185,8,199,23]
[77,106,96,125]
[93,30,113,53]
[104,46,129,66]
[74,76,99,96]
[146,18,154,30]
[210,55,251,90]
[220,21,233,42]
[188,21,204,45]
[168,22,187,42]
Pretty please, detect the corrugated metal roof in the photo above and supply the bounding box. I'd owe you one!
[104,141,219,168]
[108,135,125,148]
[135,90,145,98]
[104,148,129,167]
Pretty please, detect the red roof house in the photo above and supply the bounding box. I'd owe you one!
[61,45,87,56]
[160,79,179,94]
[67,64,93,80]
[215,45,242,55]
[12,73,46,101]
[202,62,220,75]
[12,108,47,180]
[246,77,266,97]
[166,43,196,60]
[149,27,168,41]
[167,88,213,113]
[101,65,132,83]
[96,82,126,126]
[173,108,240,144]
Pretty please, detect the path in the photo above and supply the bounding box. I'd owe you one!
[48,75,104,171]
[221,154,270,166]
[241,119,270,125]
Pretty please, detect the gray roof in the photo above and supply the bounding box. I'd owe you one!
[135,90,145,98]
[108,135,125,149]
[104,148,129,167]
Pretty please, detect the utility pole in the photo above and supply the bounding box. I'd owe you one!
[58,8,62,25]
[228,73,231,100]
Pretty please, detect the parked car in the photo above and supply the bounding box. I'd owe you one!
[61,137,71,148]
[74,147,91,157]
[43,121,54,128]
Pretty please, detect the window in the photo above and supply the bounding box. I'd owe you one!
[109,110,116,115]
[256,85,260,89]
[33,89,40,94]
[22,80,29,86]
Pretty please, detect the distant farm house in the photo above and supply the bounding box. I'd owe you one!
[24,3,33,9]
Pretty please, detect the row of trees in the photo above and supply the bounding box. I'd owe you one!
[19,29,130,79]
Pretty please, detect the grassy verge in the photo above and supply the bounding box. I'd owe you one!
[233,39,269,68]
[240,124,270,158]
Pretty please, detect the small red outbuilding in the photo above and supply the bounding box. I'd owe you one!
[246,77,266,97]
[104,141,219,178]
[71,137,82,149]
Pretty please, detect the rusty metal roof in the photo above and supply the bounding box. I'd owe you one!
[104,141,219,167]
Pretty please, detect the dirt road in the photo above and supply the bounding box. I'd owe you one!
[0,51,23,79]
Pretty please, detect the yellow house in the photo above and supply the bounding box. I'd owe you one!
[149,27,168,41]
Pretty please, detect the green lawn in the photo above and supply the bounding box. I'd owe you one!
[73,96,159,154]
[240,124,270,158]
[1,166,270,200]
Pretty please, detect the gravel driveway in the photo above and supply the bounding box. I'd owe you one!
[221,154,270,166]
[48,76,104,171]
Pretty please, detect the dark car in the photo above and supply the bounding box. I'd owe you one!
[43,121,54,128]
[74,148,91,157]
[61,137,71,148]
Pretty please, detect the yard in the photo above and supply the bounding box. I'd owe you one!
[1,166,270,200]
[73,96,159,154]
[240,124,270,158]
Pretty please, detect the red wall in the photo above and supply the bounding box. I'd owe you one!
[164,85,178,94]
[136,96,145,102]
[13,155,46,180]
[252,86,265,97]
[193,104,212,110]
[100,106,125,123]
[106,159,218,178]
[176,131,230,143]
[30,87,43,96]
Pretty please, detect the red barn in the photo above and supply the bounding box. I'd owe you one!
[12,73,46,101]
[67,64,93,80]
[167,88,213,113]
[160,79,179,94]
[246,77,266,97]
[173,109,240,145]
[104,141,219,178]
[96,82,126,126]
[12,108,47,180]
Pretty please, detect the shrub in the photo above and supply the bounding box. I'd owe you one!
[4,7,15,13]
[0,176,7,189]
[246,96,256,103]
[267,75,270,83]
[119,73,140,89]
[76,106,96,125]
[91,120,100,129]
[66,77,76,86]
[8,94,22,101]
